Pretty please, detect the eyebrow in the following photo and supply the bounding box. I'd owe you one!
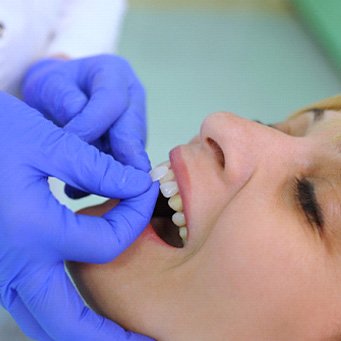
[310,108,325,122]
[255,108,326,127]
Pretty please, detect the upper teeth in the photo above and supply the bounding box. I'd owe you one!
[172,212,186,226]
[160,181,178,198]
[150,161,188,245]
[149,165,168,181]
[168,194,183,212]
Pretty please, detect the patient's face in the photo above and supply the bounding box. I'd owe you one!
[69,109,341,340]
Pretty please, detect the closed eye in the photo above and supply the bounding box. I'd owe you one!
[294,177,324,234]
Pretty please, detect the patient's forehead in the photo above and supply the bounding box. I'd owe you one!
[305,111,341,151]
[277,109,341,138]
[307,109,341,131]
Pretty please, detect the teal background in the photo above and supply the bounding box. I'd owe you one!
[292,0,341,75]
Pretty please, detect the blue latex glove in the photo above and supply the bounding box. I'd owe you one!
[0,92,158,340]
[22,54,149,199]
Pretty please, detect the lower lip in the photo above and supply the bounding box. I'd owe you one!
[141,223,179,249]
[141,223,163,243]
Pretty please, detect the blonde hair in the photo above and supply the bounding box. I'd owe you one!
[289,95,341,119]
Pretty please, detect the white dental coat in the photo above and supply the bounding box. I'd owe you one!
[0,0,126,95]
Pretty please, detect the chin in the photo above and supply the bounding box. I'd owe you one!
[67,222,175,338]
[68,253,143,333]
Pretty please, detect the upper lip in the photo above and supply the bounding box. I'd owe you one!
[169,146,191,240]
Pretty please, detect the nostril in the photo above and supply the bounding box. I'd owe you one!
[206,137,225,168]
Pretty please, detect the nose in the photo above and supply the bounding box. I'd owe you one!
[200,112,299,184]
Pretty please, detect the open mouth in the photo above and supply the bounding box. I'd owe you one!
[151,191,184,248]
[150,161,188,248]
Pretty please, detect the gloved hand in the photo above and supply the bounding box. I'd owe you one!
[0,92,158,340]
[22,54,149,199]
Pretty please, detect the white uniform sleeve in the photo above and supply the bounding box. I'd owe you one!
[46,0,127,58]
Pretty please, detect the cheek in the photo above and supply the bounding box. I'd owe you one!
[195,205,329,325]
[221,221,304,298]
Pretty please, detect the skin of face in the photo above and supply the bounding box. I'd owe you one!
[68,109,341,341]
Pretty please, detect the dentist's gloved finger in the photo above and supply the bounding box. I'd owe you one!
[24,73,88,126]
[45,81,88,126]
[109,82,150,172]
[37,125,152,199]
[57,182,159,263]
[63,132,113,200]
[18,266,154,341]
[110,129,151,173]
[103,182,159,255]
[8,295,54,341]
[64,70,130,142]
[63,135,111,199]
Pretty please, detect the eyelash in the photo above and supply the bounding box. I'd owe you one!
[294,177,324,234]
